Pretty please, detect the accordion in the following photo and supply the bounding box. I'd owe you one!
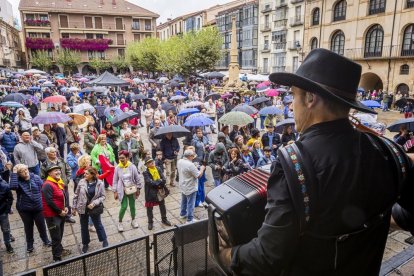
[206,164,272,274]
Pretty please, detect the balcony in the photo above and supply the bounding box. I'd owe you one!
[290,17,303,27]
[272,66,286,72]
[368,7,386,15]
[275,0,288,8]
[261,5,272,13]
[261,45,271,53]
[116,40,127,46]
[273,42,287,51]
[2,59,10,67]
[274,19,288,29]
[25,37,54,50]
[344,45,406,60]
[132,23,140,30]
[144,25,154,31]
[288,41,302,50]
[261,24,271,32]
[60,38,113,51]
[291,0,304,3]
[58,21,125,31]
[24,19,50,27]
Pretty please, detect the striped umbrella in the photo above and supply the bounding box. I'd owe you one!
[32,112,72,124]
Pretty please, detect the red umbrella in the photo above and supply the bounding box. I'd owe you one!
[257,81,270,88]
[56,79,67,84]
[43,95,67,103]
[266,89,279,97]
[123,78,134,84]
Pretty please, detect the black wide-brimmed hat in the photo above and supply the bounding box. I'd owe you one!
[269,48,375,114]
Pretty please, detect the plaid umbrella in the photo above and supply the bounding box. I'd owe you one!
[32,112,72,124]
[218,111,254,126]
[43,95,67,104]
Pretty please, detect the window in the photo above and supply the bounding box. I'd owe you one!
[330,30,345,55]
[85,16,93,28]
[364,24,383,57]
[400,64,409,75]
[312,8,320,25]
[134,34,141,42]
[118,49,125,57]
[402,24,414,56]
[88,51,105,60]
[59,15,68,28]
[264,36,269,50]
[94,17,103,29]
[263,58,269,74]
[369,0,386,15]
[197,18,201,30]
[132,19,140,30]
[408,0,414,8]
[272,52,286,72]
[145,20,152,31]
[293,56,299,72]
[26,14,35,20]
[265,14,270,28]
[39,14,48,21]
[333,0,346,21]
[117,34,124,45]
[86,33,94,39]
[115,18,124,30]
[310,37,318,50]
[62,33,69,39]
[295,5,301,22]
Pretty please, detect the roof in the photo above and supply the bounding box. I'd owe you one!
[87,71,129,86]
[19,0,159,18]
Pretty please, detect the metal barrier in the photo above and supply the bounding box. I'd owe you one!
[42,236,150,276]
[17,270,37,276]
[153,219,220,276]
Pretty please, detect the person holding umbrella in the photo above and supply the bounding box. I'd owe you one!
[144,103,154,133]
[160,132,180,187]
[14,108,32,134]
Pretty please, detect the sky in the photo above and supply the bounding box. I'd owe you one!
[10,0,233,25]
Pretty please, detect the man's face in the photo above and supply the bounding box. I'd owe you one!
[154,121,160,128]
[21,133,30,143]
[49,168,61,180]
[267,126,274,133]
[291,86,307,133]
[196,130,203,138]
[124,133,130,141]
[166,133,173,140]
[32,129,40,137]
[265,151,271,157]
[4,124,11,133]
[47,149,57,160]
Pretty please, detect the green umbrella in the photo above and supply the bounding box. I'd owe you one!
[218,111,254,126]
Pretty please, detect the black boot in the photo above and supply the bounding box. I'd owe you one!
[6,244,13,254]
[148,222,153,230]
[82,244,89,254]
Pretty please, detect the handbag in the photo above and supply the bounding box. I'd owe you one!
[157,186,170,201]
[125,185,137,195]
[87,202,104,216]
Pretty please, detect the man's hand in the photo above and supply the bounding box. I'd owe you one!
[87,204,94,210]
[114,192,118,200]
[59,208,68,217]
[135,190,140,199]
[72,208,77,216]
[217,221,232,269]
[6,162,13,171]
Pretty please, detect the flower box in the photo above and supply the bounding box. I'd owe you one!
[60,38,113,51]
[25,37,54,50]
[25,19,50,26]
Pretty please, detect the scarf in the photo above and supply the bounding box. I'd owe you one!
[118,161,131,169]
[46,176,65,190]
[148,167,160,181]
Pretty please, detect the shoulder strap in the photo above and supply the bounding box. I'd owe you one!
[278,141,317,235]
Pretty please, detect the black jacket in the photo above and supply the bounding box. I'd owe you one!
[261,132,281,152]
[0,176,13,215]
[231,119,414,276]
[143,166,166,203]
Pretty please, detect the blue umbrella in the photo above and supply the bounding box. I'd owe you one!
[387,118,414,132]
[29,86,41,91]
[187,113,208,120]
[177,108,200,117]
[259,106,283,116]
[172,76,184,82]
[360,100,381,108]
[275,118,295,133]
[0,101,24,108]
[170,95,186,101]
[184,116,215,127]
[175,90,188,97]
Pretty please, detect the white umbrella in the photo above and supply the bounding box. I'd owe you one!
[73,103,95,114]
[24,69,46,75]
[0,85,10,89]
[69,87,79,92]
[159,77,169,83]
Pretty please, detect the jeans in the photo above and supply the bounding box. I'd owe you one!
[180,192,197,222]
[146,200,167,223]
[164,158,177,186]
[80,213,107,245]
[0,213,11,245]
[119,194,136,222]
[45,216,65,261]
[214,178,221,187]
[29,164,40,176]
[19,211,49,248]
[260,116,266,129]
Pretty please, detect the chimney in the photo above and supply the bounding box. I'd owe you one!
[112,0,116,5]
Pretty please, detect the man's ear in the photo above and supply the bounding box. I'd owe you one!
[305,92,314,104]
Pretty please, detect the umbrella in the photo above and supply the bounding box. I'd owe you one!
[80,87,95,93]
[257,82,270,89]
[56,79,67,84]
[360,100,381,108]
[111,111,139,127]
[177,108,200,117]
[73,103,95,114]
[387,118,414,132]
[187,113,208,120]
[67,113,87,125]
[184,116,215,127]
[79,78,89,82]
[133,78,144,83]
[169,95,186,101]
[182,101,204,108]
[144,98,158,109]
[205,71,225,79]
[145,79,156,83]
[256,86,270,93]
[0,101,24,108]
[18,89,32,94]
[221,93,233,99]
[104,107,123,117]
[249,81,258,85]
[2,93,27,103]
[259,106,283,116]
[395,98,414,108]
[154,125,190,139]
[131,94,147,101]
[248,97,270,106]
[266,89,279,97]
[232,104,258,115]
[32,112,72,124]
[277,87,289,93]
[159,77,169,82]
[29,86,41,91]
[94,86,108,94]
[161,103,176,113]
[0,85,10,89]
[172,76,184,82]
[24,69,46,75]
[204,93,221,101]
[69,87,79,92]
[123,78,134,84]
[168,81,181,88]
[43,95,67,104]
[175,90,188,97]
[275,118,295,133]
[219,111,254,126]
[42,81,54,87]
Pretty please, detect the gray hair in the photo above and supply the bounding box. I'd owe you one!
[45,147,57,154]
[183,149,196,158]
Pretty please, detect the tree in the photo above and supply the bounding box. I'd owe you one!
[157,36,185,77]
[30,50,52,72]
[111,56,130,73]
[56,49,81,75]
[89,57,110,75]
[126,37,160,73]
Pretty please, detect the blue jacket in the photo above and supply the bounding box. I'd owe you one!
[0,131,18,154]
[0,176,13,214]
[241,153,255,169]
[256,155,276,168]
[191,135,210,163]
[53,126,66,147]
[160,136,180,160]
[66,151,81,179]
[9,172,43,212]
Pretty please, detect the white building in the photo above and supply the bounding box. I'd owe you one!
[0,0,13,26]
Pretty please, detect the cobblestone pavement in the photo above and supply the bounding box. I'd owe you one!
[1,110,413,275]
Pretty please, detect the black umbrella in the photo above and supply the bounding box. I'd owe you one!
[144,98,158,109]
[204,93,221,101]
[387,118,414,132]
[168,81,181,88]
[275,118,295,133]
[132,94,148,101]
[395,98,414,109]
[248,97,270,106]
[232,104,258,115]
[18,89,32,94]
[2,93,27,103]
[111,111,139,127]
[205,71,225,79]
[161,103,177,113]
[154,125,190,139]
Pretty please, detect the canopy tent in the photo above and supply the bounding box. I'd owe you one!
[87,71,130,86]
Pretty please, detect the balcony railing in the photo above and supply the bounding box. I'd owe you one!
[262,45,270,52]
[2,59,10,67]
[272,66,286,72]
[261,24,271,32]
[145,25,153,31]
[343,45,413,60]
[24,19,50,27]
[60,38,112,51]
[132,23,140,30]
[408,1,414,8]
[288,41,302,50]
[291,0,304,3]
[58,21,126,30]
[368,7,386,15]
[273,42,287,51]
[25,37,54,50]
[275,0,288,8]
[261,5,272,13]
[289,17,303,27]
[274,19,288,28]
[333,14,346,21]
[116,40,127,46]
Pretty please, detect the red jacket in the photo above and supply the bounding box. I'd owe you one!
[41,180,65,218]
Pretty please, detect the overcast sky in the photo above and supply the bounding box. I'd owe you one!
[11,0,233,24]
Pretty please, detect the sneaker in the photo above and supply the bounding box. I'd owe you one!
[105,187,112,191]
[65,217,76,224]
[62,249,71,257]
[131,219,139,229]
[27,246,34,253]
[88,225,96,232]
[81,244,88,254]
[53,257,62,262]
[179,215,187,219]
[118,222,124,232]
[148,222,153,230]
[102,240,108,248]
[186,218,199,224]
[162,219,172,226]
[43,240,52,247]
[6,244,14,254]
